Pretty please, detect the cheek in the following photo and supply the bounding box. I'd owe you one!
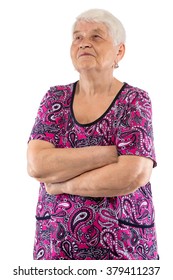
[70,46,77,62]
[70,46,73,59]
[105,50,116,63]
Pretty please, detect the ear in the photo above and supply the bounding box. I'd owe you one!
[115,43,125,63]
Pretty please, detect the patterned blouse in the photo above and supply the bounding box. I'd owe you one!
[29,81,158,260]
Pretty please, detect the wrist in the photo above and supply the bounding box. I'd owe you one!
[98,146,118,166]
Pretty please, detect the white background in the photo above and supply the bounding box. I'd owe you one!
[0,0,172,278]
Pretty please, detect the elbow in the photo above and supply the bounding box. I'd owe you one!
[27,160,42,180]
[126,171,152,194]
[135,164,152,187]
[27,157,63,184]
[27,151,44,180]
[27,160,49,182]
[27,151,50,182]
[114,156,153,195]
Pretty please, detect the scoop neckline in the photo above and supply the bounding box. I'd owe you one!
[70,81,127,127]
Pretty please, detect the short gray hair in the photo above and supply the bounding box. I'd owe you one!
[72,8,126,45]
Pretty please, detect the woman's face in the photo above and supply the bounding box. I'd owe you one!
[70,21,121,73]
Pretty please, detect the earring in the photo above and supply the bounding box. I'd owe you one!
[114,63,119,69]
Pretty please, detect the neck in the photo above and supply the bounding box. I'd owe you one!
[77,72,116,97]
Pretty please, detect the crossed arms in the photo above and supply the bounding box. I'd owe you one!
[27,139,153,197]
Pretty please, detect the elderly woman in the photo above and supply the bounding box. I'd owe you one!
[27,9,158,260]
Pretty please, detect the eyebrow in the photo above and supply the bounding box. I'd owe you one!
[73,28,106,35]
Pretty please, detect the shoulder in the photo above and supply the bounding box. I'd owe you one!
[40,81,77,105]
[124,83,152,105]
[47,81,77,97]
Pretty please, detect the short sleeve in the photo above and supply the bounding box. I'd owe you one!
[28,89,60,146]
[116,89,157,167]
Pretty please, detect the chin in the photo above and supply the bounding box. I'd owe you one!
[76,64,97,72]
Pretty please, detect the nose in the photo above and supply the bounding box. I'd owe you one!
[79,40,92,49]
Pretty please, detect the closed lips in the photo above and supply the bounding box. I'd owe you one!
[78,53,95,58]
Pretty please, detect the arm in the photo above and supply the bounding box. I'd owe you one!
[27,139,118,183]
[45,155,153,197]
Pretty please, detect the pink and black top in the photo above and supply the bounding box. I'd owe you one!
[29,81,158,260]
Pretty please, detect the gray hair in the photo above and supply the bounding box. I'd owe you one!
[72,9,126,45]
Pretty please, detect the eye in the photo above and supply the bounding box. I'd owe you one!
[73,34,82,41]
[92,34,102,41]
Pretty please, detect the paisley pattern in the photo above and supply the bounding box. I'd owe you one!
[29,82,158,260]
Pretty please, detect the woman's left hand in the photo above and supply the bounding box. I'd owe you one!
[45,182,65,195]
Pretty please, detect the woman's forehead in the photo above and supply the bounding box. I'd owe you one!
[73,21,108,34]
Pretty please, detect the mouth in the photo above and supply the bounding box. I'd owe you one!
[78,53,94,58]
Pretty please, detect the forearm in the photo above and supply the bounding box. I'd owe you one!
[46,163,131,197]
[27,140,118,183]
[64,164,135,197]
[46,156,152,197]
